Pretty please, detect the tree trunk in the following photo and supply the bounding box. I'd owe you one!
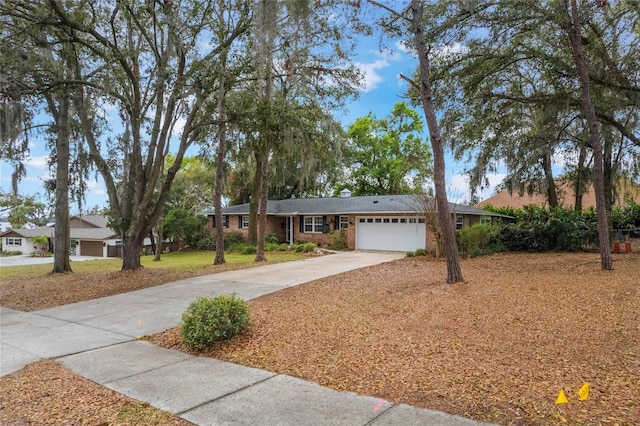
[248,152,261,246]
[52,94,72,273]
[574,143,588,211]
[542,150,558,209]
[149,230,156,255]
[214,74,227,265]
[121,233,142,270]
[565,0,612,270]
[411,0,463,283]
[602,127,615,217]
[153,216,164,261]
[255,149,269,262]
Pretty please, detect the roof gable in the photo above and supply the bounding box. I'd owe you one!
[69,215,110,228]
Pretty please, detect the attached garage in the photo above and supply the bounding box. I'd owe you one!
[356,216,426,252]
[80,240,103,256]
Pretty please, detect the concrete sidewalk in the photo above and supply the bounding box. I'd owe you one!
[1,251,490,425]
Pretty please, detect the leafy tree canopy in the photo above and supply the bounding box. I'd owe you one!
[340,101,432,196]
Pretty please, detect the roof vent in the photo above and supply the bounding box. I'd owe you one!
[340,188,351,198]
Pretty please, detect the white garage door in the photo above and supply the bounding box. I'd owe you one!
[356,216,426,252]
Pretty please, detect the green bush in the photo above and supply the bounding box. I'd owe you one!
[241,244,257,255]
[181,295,249,350]
[277,243,289,251]
[496,205,599,252]
[265,242,279,252]
[329,229,347,250]
[457,223,504,257]
[406,251,416,257]
[302,242,317,252]
[414,248,427,256]
[224,231,246,248]
[612,202,640,237]
[293,242,317,252]
[265,233,279,244]
[190,228,216,251]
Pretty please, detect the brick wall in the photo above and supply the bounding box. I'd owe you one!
[210,212,474,251]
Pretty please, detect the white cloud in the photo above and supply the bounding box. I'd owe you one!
[25,155,49,169]
[437,42,469,56]
[355,59,389,92]
[395,40,416,57]
[447,174,473,203]
[353,43,411,93]
[394,40,468,60]
[172,117,187,137]
[447,172,507,204]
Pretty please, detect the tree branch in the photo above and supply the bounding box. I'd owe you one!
[399,73,420,90]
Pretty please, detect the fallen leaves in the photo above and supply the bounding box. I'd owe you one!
[150,251,640,425]
[0,360,192,425]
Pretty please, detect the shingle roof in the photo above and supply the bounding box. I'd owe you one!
[1,226,118,240]
[217,194,509,217]
[0,227,55,238]
[71,215,110,228]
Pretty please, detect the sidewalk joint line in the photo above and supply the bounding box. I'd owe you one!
[176,373,278,416]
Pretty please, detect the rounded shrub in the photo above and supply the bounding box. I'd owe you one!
[224,231,245,248]
[414,248,427,256]
[265,233,279,244]
[181,295,249,350]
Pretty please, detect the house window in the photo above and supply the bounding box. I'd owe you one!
[339,216,349,229]
[409,218,417,224]
[241,216,249,228]
[400,218,407,223]
[456,215,464,230]
[213,215,229,228]
[5,237,21,246]
[480,216,492,225]
[304,216,323,233]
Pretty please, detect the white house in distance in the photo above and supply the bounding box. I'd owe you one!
[0,215,120,257]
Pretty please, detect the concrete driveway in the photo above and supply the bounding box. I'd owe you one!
[1,251,405,375]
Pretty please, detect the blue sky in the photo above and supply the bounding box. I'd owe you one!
[0,27,507,213]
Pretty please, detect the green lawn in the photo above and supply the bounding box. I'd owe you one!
[0,250,302,280]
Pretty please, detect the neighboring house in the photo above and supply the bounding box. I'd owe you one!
[0,215,119,256]
[1,227,54,255]
[476,180,640,210]
[205,191,509,252]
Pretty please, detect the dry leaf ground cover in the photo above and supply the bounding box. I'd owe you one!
[0,360,193,426]
[150,251,640,425]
